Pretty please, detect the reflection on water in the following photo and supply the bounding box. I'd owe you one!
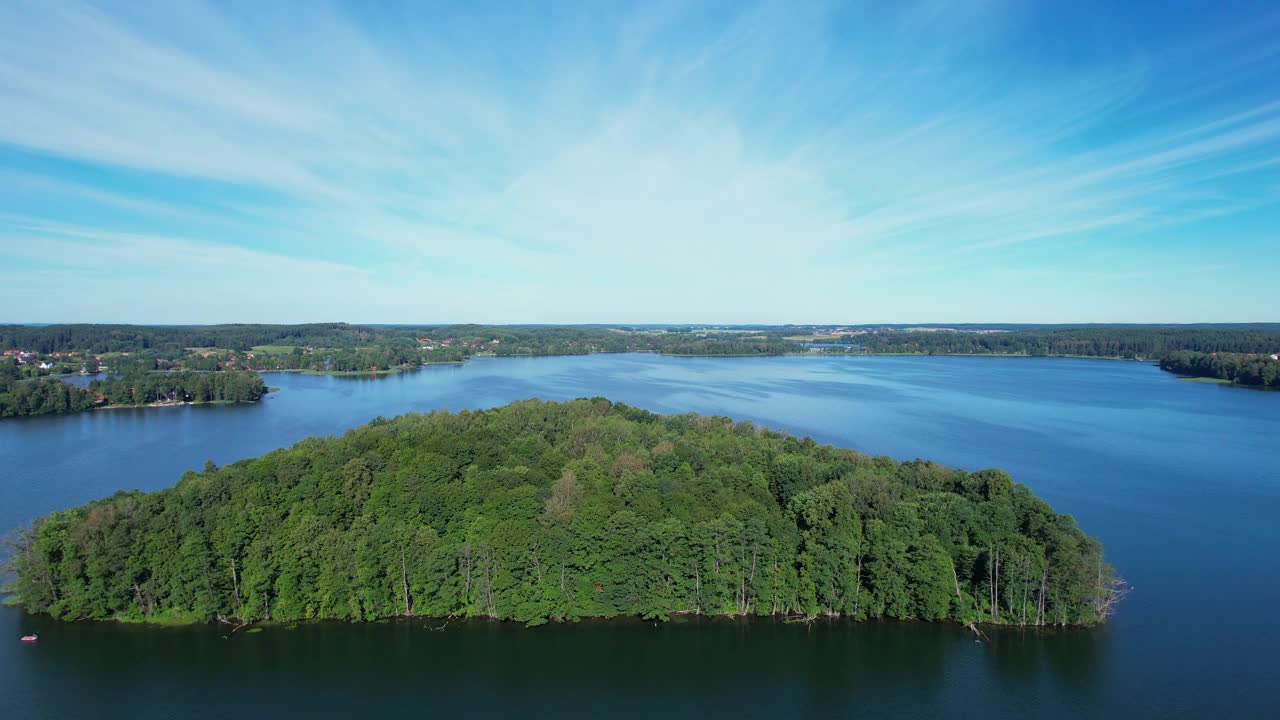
[4,614,1107,719]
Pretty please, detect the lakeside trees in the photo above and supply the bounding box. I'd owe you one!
[0,376,98,416]
[845,327,1280,358]
[89,370,267,406]
[0,370,267,418]
[10,399,1120,627]
[1159,351,1280,388]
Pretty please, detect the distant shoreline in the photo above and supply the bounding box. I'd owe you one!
[94,395,266,411]
[261,351,1157,370]
[256,361,468,377]
[832,352,1150,361]
[23,608,1105,631]
[1174,375,1275,391]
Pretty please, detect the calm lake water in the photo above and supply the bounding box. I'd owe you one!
[2,354,1277,719]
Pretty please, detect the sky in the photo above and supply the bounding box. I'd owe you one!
[1,0,1278,325]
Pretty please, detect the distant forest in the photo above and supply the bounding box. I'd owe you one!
[9,399,1123,627]
[4,323,1277,359]
[0,323,795,358]
[846,327,1280,359]
[3,323,1279,391]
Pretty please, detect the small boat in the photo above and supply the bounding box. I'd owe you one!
[20,633,38,642]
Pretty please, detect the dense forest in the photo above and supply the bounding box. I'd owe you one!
[845,327,1280,359]
[8,399,1122,628]
[0,376,97,417]
[1159,351,1280,388]
[0,369,266,418]
[0,323,796,360]
[6,323,1278,363]
[0,323,370,355]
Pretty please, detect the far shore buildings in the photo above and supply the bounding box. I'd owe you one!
[3,350,37,364]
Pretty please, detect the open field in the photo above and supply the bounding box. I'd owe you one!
[783,334,841,342]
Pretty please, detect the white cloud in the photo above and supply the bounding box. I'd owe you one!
[0,0,1277,322]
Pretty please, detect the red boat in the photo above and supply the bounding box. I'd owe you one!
[20,633,38,642]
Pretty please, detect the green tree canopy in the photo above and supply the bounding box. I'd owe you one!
[10,398,1121,627]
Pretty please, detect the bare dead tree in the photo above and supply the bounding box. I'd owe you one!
[400,544,413,617]
[530,544,543,584]
[693,559,702,614]
[1037,564,1048,626]
[987,546,994,622]
[1020,553,1029,627]
[994,546,1001,623]
[229,557,242,620]
[1095,573,1131,620]
[460,543,473,605]
[947,548,962,609]
[853,552,864,618]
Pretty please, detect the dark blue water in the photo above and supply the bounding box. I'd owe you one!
[2,355,1277,719]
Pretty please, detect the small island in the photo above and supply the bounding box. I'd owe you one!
[8,398,1122,628]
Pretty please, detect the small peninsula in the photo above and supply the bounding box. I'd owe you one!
[0,370,267,418]
[1159,351,1280,389]
[9,398,1122,628]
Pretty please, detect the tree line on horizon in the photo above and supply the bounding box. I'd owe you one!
[6,323,1279,394]
[5,322,1277,359]
[0,323,796,357]
[845,327,1280,359]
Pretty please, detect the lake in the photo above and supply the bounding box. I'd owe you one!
[2,354,1277,718]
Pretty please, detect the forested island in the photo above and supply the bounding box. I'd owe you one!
[8,399,1122,628]
[1158,351,1280,388]
[0,370,267,418]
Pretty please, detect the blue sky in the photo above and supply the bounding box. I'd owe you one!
[1,0,1278,324]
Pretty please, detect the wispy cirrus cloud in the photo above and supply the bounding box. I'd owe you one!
[0,0,1277,323]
